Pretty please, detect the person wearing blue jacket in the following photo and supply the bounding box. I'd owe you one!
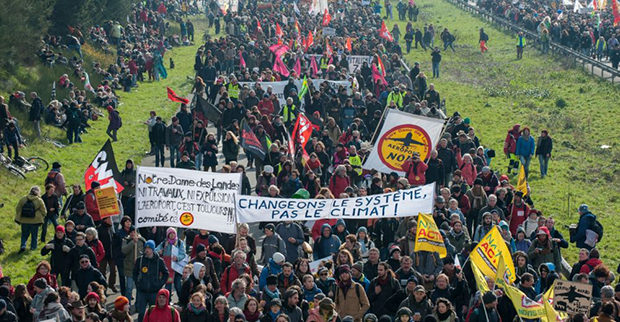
[570,204,598,250]
[155,227,187,296]
[259,252,285,290]
[515,127,535,178]
[313,224,342,260]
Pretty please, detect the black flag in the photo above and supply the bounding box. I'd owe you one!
[241,121,266,161]
[84,139,125,192]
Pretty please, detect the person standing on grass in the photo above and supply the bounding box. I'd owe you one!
[15,186,47,253]
[106,106,121,142]
[30,92,44,138]
[431,48,442,78]
[479,28,489,53]
[516,32,526,60]
[535,130,552,178]
[151,116,167,167]
[515,127,535,179]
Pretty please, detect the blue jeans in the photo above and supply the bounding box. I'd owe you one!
[169,145,180,168]
[164,273,182,297]
[432,62,440,78]
[195,152,203,170]
[520,155,532,178]
[41,213,59,242]
[154,144,165,167]
[67,127,81,143]
[21,223,39,250]
[406,41,412,53]
[126,276,135,304]
[137,290,157,322]
[538,155,550,177]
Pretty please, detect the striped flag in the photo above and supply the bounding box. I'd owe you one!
[298,76,309,100]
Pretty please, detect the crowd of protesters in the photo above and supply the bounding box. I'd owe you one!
[1,1,618,322]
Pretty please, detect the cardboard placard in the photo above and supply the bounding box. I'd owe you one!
[553,280,592,315]
[95,186,120,218]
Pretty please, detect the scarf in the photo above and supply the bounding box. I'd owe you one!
[168,236,177,245]
[110,309,132,322]
[377,275,389,286]
[244,308,261,322]
[471,186,485,209]
[268,310,281,321]
[449,228,464,238]
[263,287,281,300]
[188,303,206,315]
[437,310,453,322]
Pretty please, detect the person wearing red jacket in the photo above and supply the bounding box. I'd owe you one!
[143,289,180,322]
[257,94,274,116]
[85,227,106,265]
[220,251,252,294]
[190,230,211,258]
[456,149,477,187]
[329,165,350,197]
[507,191,530,236]
[504,124,521,174]
[402,152,429,186]
[84,181,102,225]
[26,261,58,297]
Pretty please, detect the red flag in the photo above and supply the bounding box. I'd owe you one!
[257,20,262,32]
[84,140,124,193]
[239,51,246,68]
[323,9,331,26]
[613,0,620,26]
[377,55,386,76]
[167,87,189,104]
[294,58,301,76]
[310,56,319,77]
[270,43,290,58]
[276,22,283,38]
[372,63,388,86]
[346,37,353,52]
[288,38,294,50]
[379,20,394,42]
[325,39,333,57]
[291,113,313,157]
[306,30,314,50]
[273,56,290,77]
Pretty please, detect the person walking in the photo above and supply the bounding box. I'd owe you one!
[479,28,489,53]
[151,117,167,167]
[41,225,74,287]
[516,32,526,60]
[166,117,184,168]
[15,186,47,253]
[106,106,121,142]
[431,48,442,78]
[515,127,535,178]
[535,130,552,178]
[134,240,168,322]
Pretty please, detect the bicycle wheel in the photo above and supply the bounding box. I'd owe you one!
[6,165,26,179]
[27,157,49,171]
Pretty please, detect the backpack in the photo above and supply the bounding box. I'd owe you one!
[590,218,604,242]
[45,171,58,186]
[117,114,123,128]
[21,199,37,218]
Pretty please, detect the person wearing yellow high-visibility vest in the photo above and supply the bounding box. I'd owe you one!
[386,85,404,109]
[516,31,526,60]
[226,77,240,104]
[320,55,330,75]
[281,97,298,128]
[348,145,363,180]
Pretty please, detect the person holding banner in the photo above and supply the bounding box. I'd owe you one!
[155,228,187,296]
[469,291,499,322]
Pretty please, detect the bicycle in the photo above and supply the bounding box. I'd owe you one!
[0,153,26,179]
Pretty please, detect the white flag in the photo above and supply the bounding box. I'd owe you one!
[363,109,445,175]
[294,2,301,15]
[576,0,585,11]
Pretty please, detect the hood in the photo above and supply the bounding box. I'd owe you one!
[585,258,602,268]
[193,262,205,280]
[335,219,346,229]
[510,124,520,134]
[107,106,115,113]
[157,289,170,306]
[321,224,333,237]
[125,159,134,170]
[540,262,556,274]
[582,212,596,221]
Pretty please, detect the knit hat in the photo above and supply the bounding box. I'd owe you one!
[195,244,206,254]
[34,278,48,289]
[397,178,409,187]
[319,298,335,311]
[407,219,417,230]
[482,291,497,304]
[273,252,285,264]
[338,265,351,277]
[266,275,278,286]
[357,226,368,235]
[364,314,378,322]
[76,201,86,209]
[208,235,219,245]
[397,307,413,318]
[144,240,156,250]
[474,178,483,186]
[413,285,425,293]
[114,296,129,311]
[352,261,364,273]
[314,293,326,301]
[91,181,101,188]
[389,245,401,256]
[85,292,100,303]
[443,255,455,265]
[265,223,275,232]
[268,298,282,308]
[318,267,328,276]
[407,275,419,285]
[342,316,355,322]
[56,225,65,233]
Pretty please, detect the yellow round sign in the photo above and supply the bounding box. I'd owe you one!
[378,124,432,171]
[145,177,153,184]
[180,212,195,226]
[142,266,148,273]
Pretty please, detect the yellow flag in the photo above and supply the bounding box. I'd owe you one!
[503,284,548,319]
[470,226,516,283]
[541,282,567,322]
[414,213,447,258]
[471,261,490,293]
[517,164,528,196]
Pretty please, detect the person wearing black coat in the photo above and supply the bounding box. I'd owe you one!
[97,218,117,292]
[0,287,18,319]
[29,92,44,137]
[368,263,401,317]
[151,117,167,167]
[74,255,107,298]
[426,151,445,187]
[68,232,98,279]
[41,226,74,287]
[535,130,553,178]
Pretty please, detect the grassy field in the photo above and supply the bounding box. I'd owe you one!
[0,18,207,283]
[385,0,620,263]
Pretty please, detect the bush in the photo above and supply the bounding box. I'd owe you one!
[555,97,567,108]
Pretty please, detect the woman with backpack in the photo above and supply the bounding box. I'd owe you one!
[106,106,121,142]
[15,186,47,253]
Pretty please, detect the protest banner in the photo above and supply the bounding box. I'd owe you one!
[95,186,120,218]
[236,183,435,223]
[322,27,336,36]
[135,166,241,233]
[414,213,447,257]
[310,256,331,274]
[84,139,124,192]
[553,280,593,315]
[363,109,445,175]
[239,79,353,108]
[304,54,372,74]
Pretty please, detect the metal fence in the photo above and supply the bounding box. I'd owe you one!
[446,0,620,84]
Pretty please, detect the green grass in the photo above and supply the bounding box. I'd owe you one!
[385,0,620,264]
[0,18,207,283]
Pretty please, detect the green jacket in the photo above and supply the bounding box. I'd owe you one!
[15,194,46,224]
